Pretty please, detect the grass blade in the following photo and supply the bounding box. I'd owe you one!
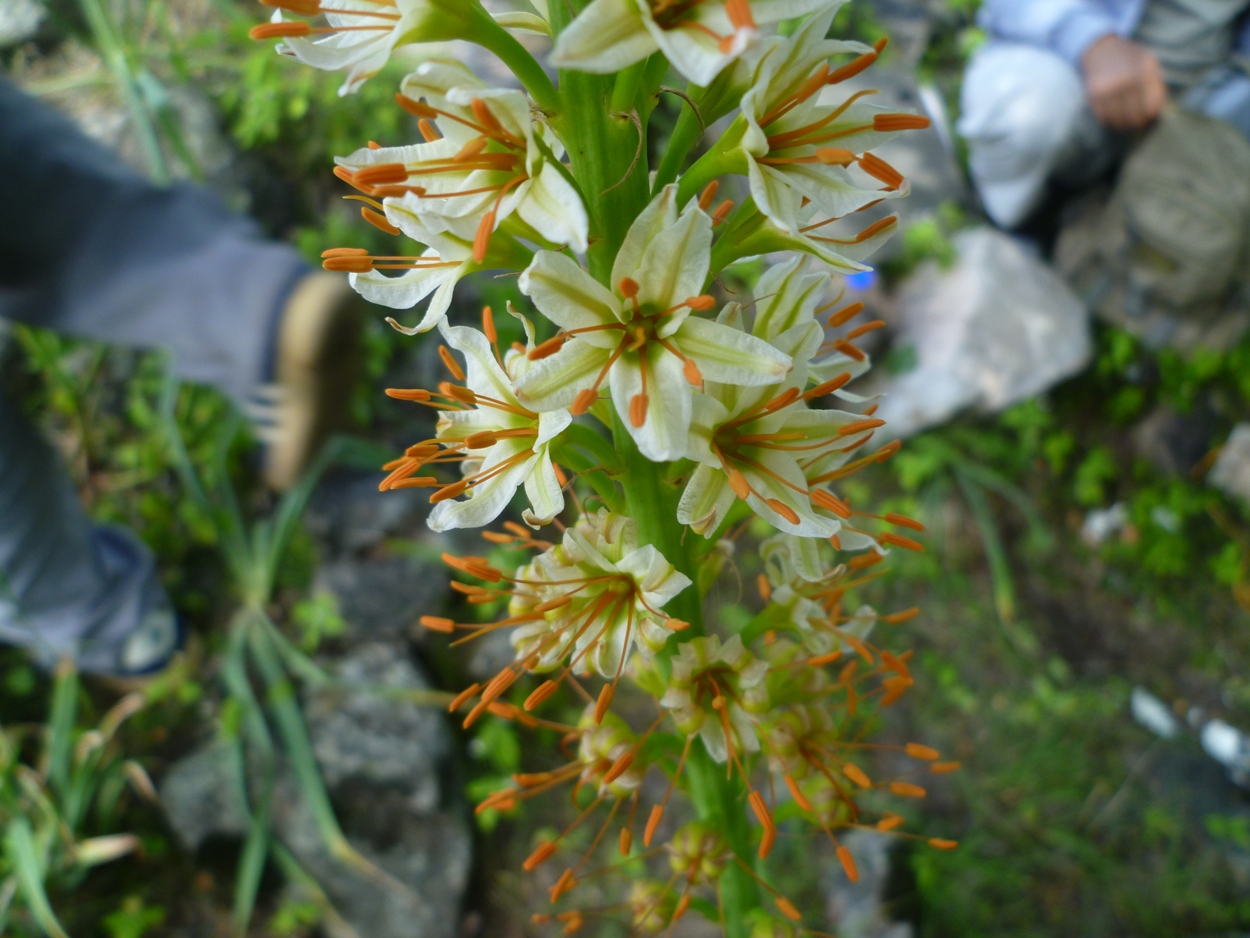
[44,659,78,798]
[5,817,68,938]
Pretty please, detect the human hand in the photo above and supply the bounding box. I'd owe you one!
[1081,34,1167,131]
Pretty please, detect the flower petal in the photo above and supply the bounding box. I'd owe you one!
[440,323,519,406]
[514,339,609,411]
[677,463,737,537]
[427,447,535,531]
[522,450,565,526]
[633,201,712,314]
[611,183,679,290]
[609,343,691,461]
[519,252,622,343]
[515,160,590,253]
[673,316,791,386]
[551,0,657,74]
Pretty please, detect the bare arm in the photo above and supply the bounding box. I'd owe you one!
[1081,34,1167,131]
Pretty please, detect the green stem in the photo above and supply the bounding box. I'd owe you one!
[652,100,705,194]
[471,11,560,115]
[675,144,738,209]
[611,419,760,938]
[610,61,646,113]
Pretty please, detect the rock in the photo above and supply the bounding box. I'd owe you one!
[305,468,431,555]
[303,642,449,812]
[1132,405,1220,476]
[160,643,472,938]
[158,740,250,851]
[869,227,1092,438]
[1209,424,1250,505]
[277,641,471,938]
[1131,687,1181,740]
[314,554,450,643]
[0,0,43,47]
[272,783,471,938]
[1081,503,1128,547]
[824,831,912,938]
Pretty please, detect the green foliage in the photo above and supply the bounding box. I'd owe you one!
[0,663,146,938]
[102,896,165,938]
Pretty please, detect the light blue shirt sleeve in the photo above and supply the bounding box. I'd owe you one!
[978,0,1143,67]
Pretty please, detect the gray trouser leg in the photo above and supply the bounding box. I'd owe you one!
[0,391,176,673]
[0,78,307,673]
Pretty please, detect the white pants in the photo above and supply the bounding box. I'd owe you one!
[959,42,1250,228]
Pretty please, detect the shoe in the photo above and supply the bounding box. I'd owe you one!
[255,272,364,491]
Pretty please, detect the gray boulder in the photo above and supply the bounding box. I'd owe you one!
[1210,424,1250,506]
[869,227,1092,438]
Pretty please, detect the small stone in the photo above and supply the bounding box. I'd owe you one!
[870,227,1092,439]
[315,555,450,643]
[1209,424,1250,505]
[158,741,250,851]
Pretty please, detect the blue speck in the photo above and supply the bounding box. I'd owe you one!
[844,270,876,291]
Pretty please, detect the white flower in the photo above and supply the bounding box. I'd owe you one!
[731,8,925,233]
[333,61,586,292]
[659,634,769,763]
[510,511,691,678]
[259,0,529,96]
[676,259,874,537]
[514,185,791,461]
[552,0,831,87]
[425,321,570,531]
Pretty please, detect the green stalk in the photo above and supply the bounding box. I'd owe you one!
[469,10,560,115]
[652,103,705,194]
[611,416,761,937]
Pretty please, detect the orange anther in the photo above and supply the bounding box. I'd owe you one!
[906,743,940,761]
[838,418,886,437]
[843,763,872,789]
[757,574,771,602]
[930,761,961,774]
[465,431,499,449]
[618,277,640,298]
[884,607,920,624]
[858,153,904,190]
[523,840,557,871]
[837,845,859,882]
[629,393,648,428]
[765,498,801,525]
[322,255,373,273]
[445,384,477,404]
[884,513,924,531]
[711,199,735,224]
[248,20,311,39]
[889,781,927,798]
[420,616,455,633]
[430,480,469,504]
[807,651,843,667]
[810,489,852,518]
[928,838,958,850]
[321,246,370,258]
[873,113,931,132]
[643,804,664,846]
[775,897,802,922]
[386,387,431,401]
[698,180,720,210]
[845,319,886,340]
[594,684,615,724]
[448,683,481,712]
[619,827,632,856]
[259,0,321,14]
[473,209,497,263]
[529,334,566,361]
[603,751,634,784]
[880,532,923,552]
[524,680,559,711]
[877,813,904,831]
[664,618,690,631]
[816,147,855,165]
[685,294,715,311]
[438,345,465,380]
[724,0,755,29]
[826,302,865,328]
[827,49,878,85]
[784,774,811,811]
[570,388,598,415]
[418,118,440,142]
[673,893,692,920]
[353,162,409,187]
[727,468,751,500]
[361,206,401,235]
[759,824,776,860]
[482,306,497,343]
[394,94,438,119]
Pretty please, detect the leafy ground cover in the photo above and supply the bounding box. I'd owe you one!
[3,0,1250,935]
